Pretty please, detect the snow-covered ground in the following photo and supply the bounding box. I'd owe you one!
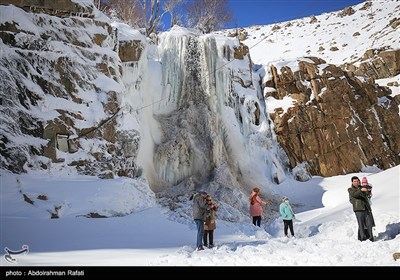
[1,165,398,266]
[1,0,399,268]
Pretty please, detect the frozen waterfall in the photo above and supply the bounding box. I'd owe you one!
[122,27,289,213]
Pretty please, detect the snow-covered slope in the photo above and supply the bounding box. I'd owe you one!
[221,0,400,66]
[1,165,398,266]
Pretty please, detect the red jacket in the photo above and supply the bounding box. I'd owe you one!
[249,191,266,217]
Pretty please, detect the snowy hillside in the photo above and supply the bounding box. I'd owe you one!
[1,0,399,267]
[223,0,399,66]
[220,0,400,97]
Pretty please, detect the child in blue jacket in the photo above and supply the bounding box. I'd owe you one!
[279,196,295,237]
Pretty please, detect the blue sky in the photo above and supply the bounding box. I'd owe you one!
[227,0,365,28]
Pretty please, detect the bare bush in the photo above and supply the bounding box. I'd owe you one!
[185,0,233,33]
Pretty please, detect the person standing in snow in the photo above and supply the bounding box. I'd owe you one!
[348,176,375,241]
[249,187,268,227]
[192,191,208,251]
[203,195,218,248]
[361,176,373,206]
[361,176,375,232]
[279,196,295,237]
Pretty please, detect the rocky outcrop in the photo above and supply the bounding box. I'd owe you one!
[227,28,248,41]
[337,7,355,17]
[389,18,400,29]
[344,49,400,80]
[119,40,143,62]
[266,57,400,177]
[0,4,142,178]
[0,0,95,18]
[233,43,249,60]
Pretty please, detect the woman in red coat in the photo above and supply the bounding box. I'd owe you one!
[249,187,267,227]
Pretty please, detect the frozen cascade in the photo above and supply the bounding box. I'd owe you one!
[154,34,214,189]
[122,27,290,217]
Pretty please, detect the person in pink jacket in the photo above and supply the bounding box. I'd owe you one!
[249,187,268,227]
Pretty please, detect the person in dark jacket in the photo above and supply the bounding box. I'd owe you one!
[192,191,208,251]
[348,176,375,241]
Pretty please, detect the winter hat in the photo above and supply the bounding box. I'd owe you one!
[361,177,368,184]
[199,191,208,196]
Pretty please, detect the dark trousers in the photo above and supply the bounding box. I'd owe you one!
[355,211,374,241]
[203,230,214,246]
[252,216,261,227]
[283,219,294,236]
